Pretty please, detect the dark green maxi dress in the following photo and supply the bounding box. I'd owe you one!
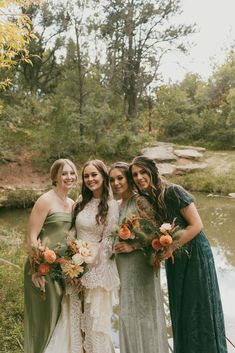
[24,212,72,353]
[164,185,228,353]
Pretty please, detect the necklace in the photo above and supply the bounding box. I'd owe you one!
[54,189,68,204]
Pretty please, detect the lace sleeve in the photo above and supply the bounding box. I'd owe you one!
[100,199,119,257]
[81,199,120,292]
[135,195,157,226]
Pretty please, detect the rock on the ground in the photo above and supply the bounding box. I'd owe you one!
[175,163,208,174]
[174,149,203,160]
[142,146,177,162]
[228,193,235,198]
[157,163,177,176]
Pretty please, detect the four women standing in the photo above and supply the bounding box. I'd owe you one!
[24,155,228,353]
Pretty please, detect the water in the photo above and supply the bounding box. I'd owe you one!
[1,193,235,351]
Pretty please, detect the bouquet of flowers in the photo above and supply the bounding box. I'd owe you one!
[150,219,182,272]
[110,213,156,258]
[56,237,92,284]
[30,235,92,299]
[30,240,58,277]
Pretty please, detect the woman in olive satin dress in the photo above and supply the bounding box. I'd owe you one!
[24,159,78,353]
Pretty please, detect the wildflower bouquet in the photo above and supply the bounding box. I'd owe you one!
[150,219,182,272]
[110,213,156,255]
[56,237,92,285]
[30,240,58,278]
[30,235,92,298]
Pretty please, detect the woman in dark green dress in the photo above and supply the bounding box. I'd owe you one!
[24,159,78,353]
[130,156,228,353]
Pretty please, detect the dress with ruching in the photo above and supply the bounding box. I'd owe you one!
[24,212,72,353]
[164,185,228,353]
[44,197,120,353]
[117,195,169,353]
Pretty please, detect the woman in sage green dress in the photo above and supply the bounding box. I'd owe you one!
[130,156,228,353]
[109,162,169,353]
[24,159,78,353]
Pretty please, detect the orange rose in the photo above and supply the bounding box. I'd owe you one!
[159,234,173,246]
[38,263,50,275]
[151,238,162,250]
[119,224,131,240]
[43,249,56,264]
[57,257,66,265]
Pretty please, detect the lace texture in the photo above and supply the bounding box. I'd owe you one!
[44,198,120,353]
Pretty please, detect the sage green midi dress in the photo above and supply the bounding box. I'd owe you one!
[24,212,72,353]
[117,195,169,353]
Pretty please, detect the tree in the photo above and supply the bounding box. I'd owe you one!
[100,0,195,120]
[0,0,42,89]
[18,1,69,95]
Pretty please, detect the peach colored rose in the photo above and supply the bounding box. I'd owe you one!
[159,234,173,246]
[57,257,66,265]
[38,263,50,275]
[43,249,56,264]
[119,224,132,240]
[151,238,162,250]
[159,223,172,234]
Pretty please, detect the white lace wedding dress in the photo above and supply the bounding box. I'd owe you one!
[44,197,120,353]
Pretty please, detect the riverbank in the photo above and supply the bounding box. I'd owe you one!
[1,148,235,208]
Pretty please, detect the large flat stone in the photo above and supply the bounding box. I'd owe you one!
[157,163,176,176]
[142,146,177,162]
[174,149,203,159]
[175,163,207,174]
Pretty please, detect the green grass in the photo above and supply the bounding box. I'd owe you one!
[0,228,25,352]
[168,167,235,195]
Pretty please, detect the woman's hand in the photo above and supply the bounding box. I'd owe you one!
[32,273,46,291]
[114,241,135,254]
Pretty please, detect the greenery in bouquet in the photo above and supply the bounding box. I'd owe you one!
[150,219,182,273]
[110,213,157,258]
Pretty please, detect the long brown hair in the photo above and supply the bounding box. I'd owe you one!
[73,160,110,226]
[130,156,169,222]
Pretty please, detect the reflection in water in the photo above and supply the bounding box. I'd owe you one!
[1,193,235,352]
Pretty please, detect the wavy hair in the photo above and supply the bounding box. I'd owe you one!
[73,160,110,227]
[130,156,170,222]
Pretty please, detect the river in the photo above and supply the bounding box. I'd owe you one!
[0,192,234,352]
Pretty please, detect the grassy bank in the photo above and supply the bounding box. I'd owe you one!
[0,228,25,352]
[169,167,235,195]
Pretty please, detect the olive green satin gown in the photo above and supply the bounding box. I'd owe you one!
[24,212,72,353]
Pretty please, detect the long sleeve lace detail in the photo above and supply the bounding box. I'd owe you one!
[75,197,120,353]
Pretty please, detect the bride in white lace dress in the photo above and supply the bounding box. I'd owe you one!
[44,159,120,353]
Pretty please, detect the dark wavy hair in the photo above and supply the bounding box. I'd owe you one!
[130,156,170,222]
[72,160,110,227]
[109,161,134,191]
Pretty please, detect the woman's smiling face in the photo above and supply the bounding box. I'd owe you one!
[131,164,151,191]
[83,164,104,197]
[109,168,129,196]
